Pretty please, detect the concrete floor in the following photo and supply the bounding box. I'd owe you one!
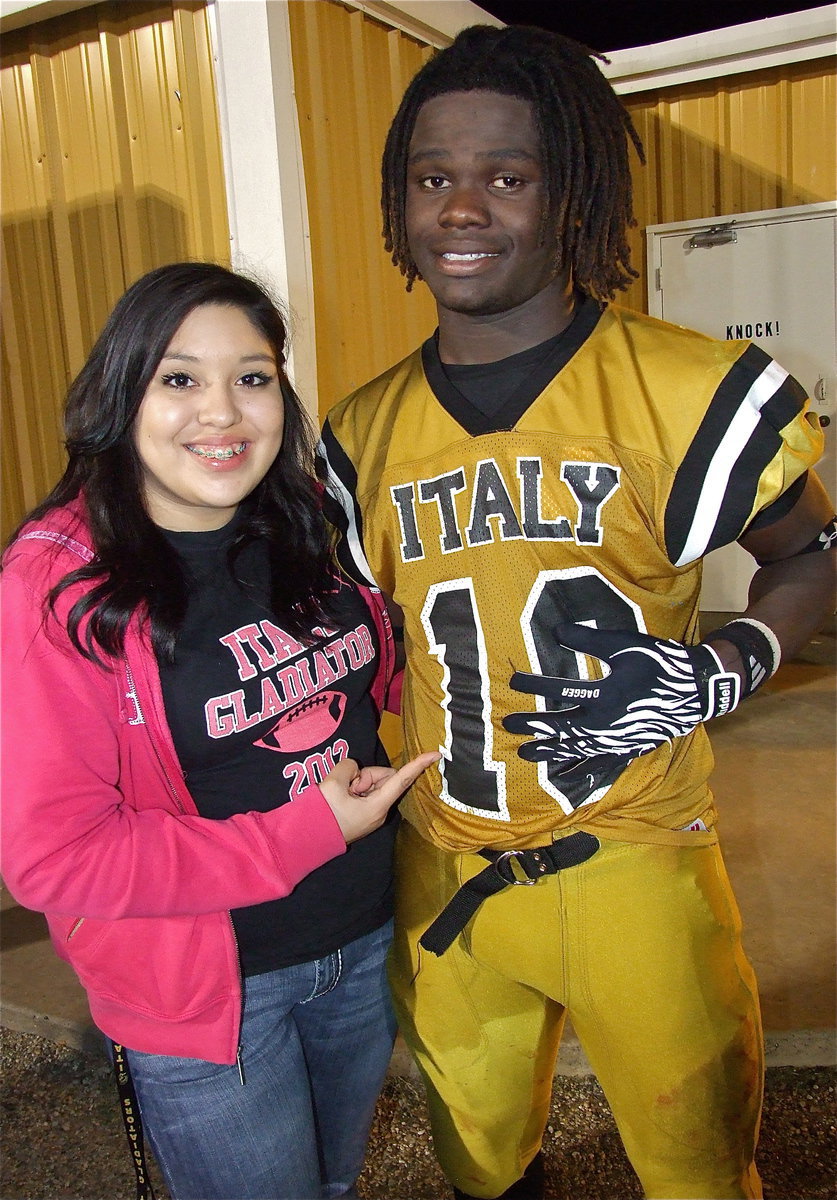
[1,616,835,1071]
[703,616,836,1051]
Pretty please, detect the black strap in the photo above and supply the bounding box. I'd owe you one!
[112,1042,157,1200]
[419,831,600,956]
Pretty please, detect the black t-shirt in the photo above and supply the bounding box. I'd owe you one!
[434,292,600,420]
[157,514,394,974]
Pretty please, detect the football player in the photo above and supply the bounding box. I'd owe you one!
[318,24,836,1200]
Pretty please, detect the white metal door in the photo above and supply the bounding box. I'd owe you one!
[647,202,836,610]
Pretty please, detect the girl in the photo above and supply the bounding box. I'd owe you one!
[1,262,436,1200]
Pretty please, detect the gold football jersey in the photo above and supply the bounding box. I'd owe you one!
[319,300,822,852]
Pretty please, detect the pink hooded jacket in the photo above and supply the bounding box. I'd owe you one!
[0,497,398,1064]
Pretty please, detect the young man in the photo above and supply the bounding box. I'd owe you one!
[318,25,836,1200]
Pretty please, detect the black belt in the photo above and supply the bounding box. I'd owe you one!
[419,830,600,956]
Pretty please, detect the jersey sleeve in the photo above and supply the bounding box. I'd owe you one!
[745,471,807,532]
[317,418,379,589]
[664,344,823,566]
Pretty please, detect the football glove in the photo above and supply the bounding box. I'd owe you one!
[503,622,742,772]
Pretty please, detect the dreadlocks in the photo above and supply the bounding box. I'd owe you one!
[381,24,645,300]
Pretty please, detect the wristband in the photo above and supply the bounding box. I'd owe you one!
[703,617,780,697]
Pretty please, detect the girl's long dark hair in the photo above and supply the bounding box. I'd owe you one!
[8,262,337,662]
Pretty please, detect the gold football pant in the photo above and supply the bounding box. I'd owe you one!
[389,821,763,1200]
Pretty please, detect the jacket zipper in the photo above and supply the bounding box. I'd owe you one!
[124,663,145,725]
[67,917,85,940]
[230,916,245,1084]
[125,663,186,814]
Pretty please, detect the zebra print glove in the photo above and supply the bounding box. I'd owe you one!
[503,622,741,772]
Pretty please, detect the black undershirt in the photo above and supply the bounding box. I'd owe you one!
[157,513,394,974]
[425,291,603,434]
[441,327,573,416]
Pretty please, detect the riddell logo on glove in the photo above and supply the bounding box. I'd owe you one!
[708,675,740,718]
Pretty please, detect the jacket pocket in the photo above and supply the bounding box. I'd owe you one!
[51,910,236,1023]
[48,912,107,956]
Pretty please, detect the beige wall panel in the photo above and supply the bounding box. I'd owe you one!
[620,57,836,313]
[287,0,436,420]
[1,0,229,541]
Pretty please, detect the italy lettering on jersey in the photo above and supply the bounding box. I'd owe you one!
[318,302,822,852]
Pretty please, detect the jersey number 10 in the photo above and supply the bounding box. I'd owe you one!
[421,567,644,819]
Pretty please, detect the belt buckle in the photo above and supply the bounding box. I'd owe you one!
[493,850,540,886]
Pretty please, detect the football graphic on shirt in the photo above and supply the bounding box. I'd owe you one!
[256,691,347,753]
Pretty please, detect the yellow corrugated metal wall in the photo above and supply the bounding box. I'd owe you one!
[1,0,229,541]
[287,0,436,422]
[621,57,836,312]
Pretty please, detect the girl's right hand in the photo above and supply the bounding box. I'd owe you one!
[319,751,440,843]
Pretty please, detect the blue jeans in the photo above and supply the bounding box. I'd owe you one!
[122,920,396,1200]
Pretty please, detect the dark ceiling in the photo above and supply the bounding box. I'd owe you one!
[475,2,821,52]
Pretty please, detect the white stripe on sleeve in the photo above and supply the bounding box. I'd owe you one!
[675,360,789,566]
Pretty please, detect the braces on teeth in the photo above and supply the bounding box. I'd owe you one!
[188,444,246,460]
